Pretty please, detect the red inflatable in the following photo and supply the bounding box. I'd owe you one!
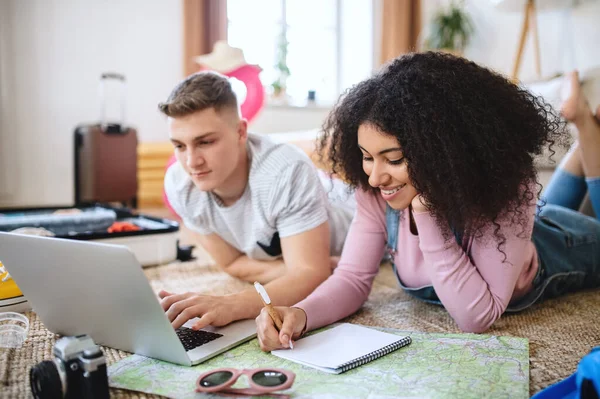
[228,64,265,123]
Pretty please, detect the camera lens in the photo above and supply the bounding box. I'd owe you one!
[30,360,64,399]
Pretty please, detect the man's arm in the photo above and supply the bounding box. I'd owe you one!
[160,221,332,329]
[195,232,287,284]
[227,221,332,322]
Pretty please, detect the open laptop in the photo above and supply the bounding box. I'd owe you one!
[0,231,256,366]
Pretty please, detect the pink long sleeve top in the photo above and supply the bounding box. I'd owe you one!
[296,189,539,333]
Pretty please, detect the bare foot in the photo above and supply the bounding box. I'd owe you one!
[560,70,590,123]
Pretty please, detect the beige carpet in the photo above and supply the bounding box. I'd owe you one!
[2,254,600,398]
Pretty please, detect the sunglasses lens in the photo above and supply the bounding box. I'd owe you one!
[199,371,234,387]
[252,370,288,387]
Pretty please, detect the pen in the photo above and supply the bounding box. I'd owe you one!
[253,281,294,349]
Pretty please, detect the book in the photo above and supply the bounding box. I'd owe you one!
[271,323,411,374]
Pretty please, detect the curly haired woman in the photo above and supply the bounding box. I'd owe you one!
[255,52,600,350]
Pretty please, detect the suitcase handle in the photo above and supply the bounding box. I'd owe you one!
[99,72,126,133]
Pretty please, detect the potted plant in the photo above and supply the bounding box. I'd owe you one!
[424,1,474,56]
[271,30,290,99]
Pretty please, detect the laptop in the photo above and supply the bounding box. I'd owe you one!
[0,231,256,366]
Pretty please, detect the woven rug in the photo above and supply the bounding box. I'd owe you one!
[2,252,600,398]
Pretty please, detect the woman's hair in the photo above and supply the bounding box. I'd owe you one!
[320,51,568,252]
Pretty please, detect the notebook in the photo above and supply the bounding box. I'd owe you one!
[271,323,411,374]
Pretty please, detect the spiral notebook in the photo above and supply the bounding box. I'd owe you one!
[271,323,411,374]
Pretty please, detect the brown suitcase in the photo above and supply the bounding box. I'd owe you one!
[74,73,138,207]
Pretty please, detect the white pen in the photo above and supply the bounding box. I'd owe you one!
[254,281,294,349]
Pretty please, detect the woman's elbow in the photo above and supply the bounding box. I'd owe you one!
[452,309,502,334]
[456,320,492,334]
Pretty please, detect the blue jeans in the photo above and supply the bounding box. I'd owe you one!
[386,168,600,311]
[544,168,600,219]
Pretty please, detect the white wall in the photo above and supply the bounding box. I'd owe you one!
[0,2,16,202]
[423,0,600,82]
[249,105,330,134]
[3,0,599,207]
[0,0,332,207]
[0,0,183,207]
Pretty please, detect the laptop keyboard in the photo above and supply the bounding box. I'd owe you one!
[176,327,224,351]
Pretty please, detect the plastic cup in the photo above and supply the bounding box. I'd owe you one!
[0,312,29,348]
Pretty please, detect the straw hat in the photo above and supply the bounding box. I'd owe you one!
[195,41,248,73]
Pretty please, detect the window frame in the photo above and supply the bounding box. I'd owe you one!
[227,0,343,104]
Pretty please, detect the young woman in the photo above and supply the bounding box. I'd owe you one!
[255,52,600,351]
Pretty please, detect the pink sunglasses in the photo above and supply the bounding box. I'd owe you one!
[195,368,295,396]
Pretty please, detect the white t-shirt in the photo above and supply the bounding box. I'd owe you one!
[164,133,353,260]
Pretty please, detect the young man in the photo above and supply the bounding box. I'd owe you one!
[158,71,353,332]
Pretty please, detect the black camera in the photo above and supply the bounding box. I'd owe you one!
[30,334,109,399]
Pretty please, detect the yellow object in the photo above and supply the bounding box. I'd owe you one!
[0,261,24,300]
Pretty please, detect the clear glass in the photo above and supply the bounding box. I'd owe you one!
[0,312,29,348]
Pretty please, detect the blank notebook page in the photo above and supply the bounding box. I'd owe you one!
[271,323,411,374]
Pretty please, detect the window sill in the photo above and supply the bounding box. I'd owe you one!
[265,100,333,111]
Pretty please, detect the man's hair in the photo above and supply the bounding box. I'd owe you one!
[158,71,238,117]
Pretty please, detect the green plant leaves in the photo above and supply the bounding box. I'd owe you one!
[424,4,474,52]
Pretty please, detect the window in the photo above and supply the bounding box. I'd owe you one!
[227,0,373,105]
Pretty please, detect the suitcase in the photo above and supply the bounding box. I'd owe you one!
[0,204,193,313]
[74,73,138,207]
[0,204,190,267]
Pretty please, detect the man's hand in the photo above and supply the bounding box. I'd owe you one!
[167,223,332,329]
[159,290,238,330]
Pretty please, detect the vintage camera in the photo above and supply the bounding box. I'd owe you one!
[30,334,109,399]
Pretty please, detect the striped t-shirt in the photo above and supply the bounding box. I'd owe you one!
[164,133,354,260]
